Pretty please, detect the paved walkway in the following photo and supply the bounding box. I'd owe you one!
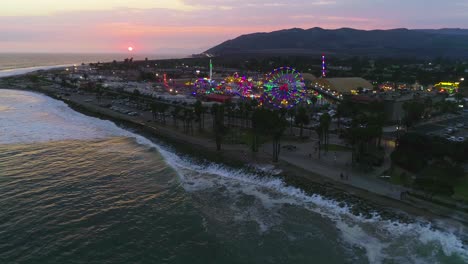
[262,137,409,200]
[70,90,411,201]
[30,84,409,201]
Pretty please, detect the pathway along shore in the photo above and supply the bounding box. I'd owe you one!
[3,83,468,227]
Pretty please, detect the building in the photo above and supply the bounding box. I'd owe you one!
[382,94,414,122]
[312,77,374,98]
[302,73,317,83]
[434,82,459,94]
[205,94,232,103]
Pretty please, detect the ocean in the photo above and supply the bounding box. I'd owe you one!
[0,53,185,78]
[0,89,467,264]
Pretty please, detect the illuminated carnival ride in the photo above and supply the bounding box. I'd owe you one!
[191,67,308,109]
[261,67,306,109]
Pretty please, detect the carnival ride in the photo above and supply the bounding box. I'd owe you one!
[192,78,212,96]
[261,67,306,109]
[190,67,308,109]
[217,73,254,97]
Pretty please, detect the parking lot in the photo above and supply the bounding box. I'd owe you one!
[413,112,468,142]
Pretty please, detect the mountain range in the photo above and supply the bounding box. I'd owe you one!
[205,28,468,58]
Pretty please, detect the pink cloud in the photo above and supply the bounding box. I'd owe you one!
[0,1,466,53]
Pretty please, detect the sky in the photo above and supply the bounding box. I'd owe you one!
[1,0,467,54]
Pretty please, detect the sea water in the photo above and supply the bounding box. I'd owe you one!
[0,89,467,264]
[0,53,184,78]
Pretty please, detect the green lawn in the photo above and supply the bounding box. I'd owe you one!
[388,166,413,186]
[453,175,468,202]
[326,144,352,152]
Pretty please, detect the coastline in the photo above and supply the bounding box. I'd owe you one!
[0,64,73,78]
[5,83,467,227]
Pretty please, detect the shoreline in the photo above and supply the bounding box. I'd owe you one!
[0,64,73,78]
[6,85,468,227]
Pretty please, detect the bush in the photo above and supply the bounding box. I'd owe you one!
[412,160,464,197]
[391,149,426,173]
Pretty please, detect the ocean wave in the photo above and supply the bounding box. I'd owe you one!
[1,89,467,263]
[149,142,468,263]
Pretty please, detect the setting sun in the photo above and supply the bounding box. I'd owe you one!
[128,46,133,52]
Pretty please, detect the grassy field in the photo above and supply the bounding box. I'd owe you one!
[326,144,352,152]
[453,175,468,202]
[387,166,414,187]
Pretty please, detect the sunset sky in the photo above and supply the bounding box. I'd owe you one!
[2,0,467,54]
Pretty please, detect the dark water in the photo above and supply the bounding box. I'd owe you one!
[0,89,467,264]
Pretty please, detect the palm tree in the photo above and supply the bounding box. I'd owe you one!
[250,108,286,161]
[210,103,219,129]
[194,100,203,132]
[319,113,332,152]
[237,102,246,128]
[201,106,208,130]
[95,85,103,103]
[295,106,310,138]
[315,126,324,159]
[251,108,265,152]
[151,102,158,121]
[182,109,194,135]
[172,106,182,128]
[454,93,464,105]
[271,110,287,162]
[371,112,385,147]
[160,103,169,125]
[214,105,226,151]
[287,108,296,135]
[335,102,346,131]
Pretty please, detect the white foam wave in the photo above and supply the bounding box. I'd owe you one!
[150,140,468,263]
[0,90,125,144]
[1,89,467,263]
[0,64,72,78]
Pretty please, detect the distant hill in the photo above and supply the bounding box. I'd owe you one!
[205,28,468,58]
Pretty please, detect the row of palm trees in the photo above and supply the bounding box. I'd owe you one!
[149,99,298,162]
[93,86,329,163]
[97,84,389,167]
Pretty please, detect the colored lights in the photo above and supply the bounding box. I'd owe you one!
[209,73,254,97]
[434,82,459,94]
[189,67,308,109]
[192,78,212,95]
[262,67,306,109]
[322,55,326,78]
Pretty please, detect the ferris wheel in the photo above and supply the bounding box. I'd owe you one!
[262,67,306,109]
